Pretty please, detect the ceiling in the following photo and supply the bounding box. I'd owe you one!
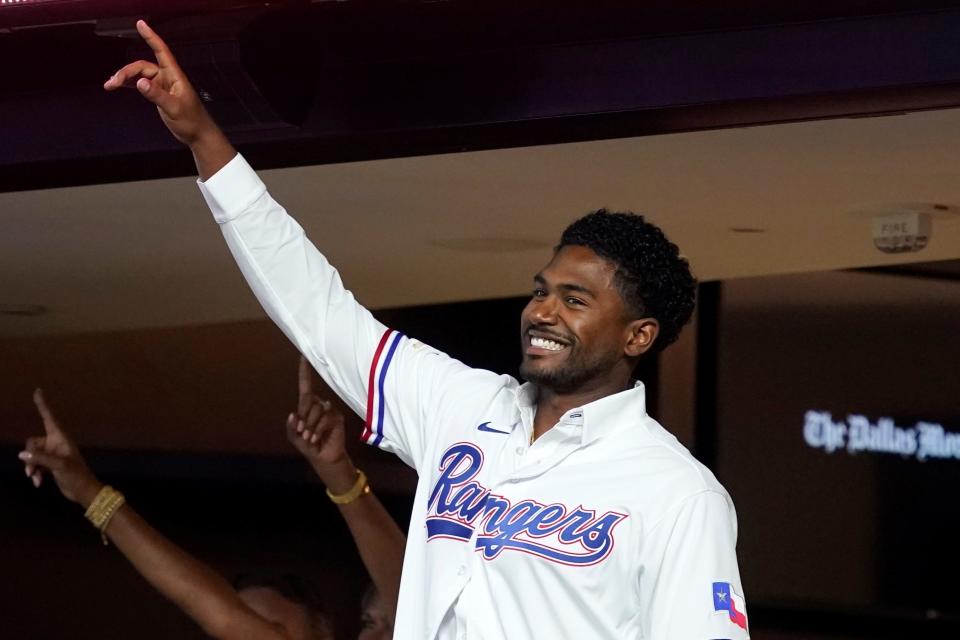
[7,1,960,191]
[2,107,960,337]
[4,2,960,338]
[725,267,960,314]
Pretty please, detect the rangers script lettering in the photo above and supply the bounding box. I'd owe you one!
[426,443,627,565]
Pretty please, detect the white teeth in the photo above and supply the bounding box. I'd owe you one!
[531,336,565,351]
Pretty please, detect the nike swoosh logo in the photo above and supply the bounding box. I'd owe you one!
[477,422,511,435]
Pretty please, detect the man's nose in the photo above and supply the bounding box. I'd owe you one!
[529,295,559,324]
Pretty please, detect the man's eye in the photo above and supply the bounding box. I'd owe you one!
[566,297,585,306]
[532,288,547,297]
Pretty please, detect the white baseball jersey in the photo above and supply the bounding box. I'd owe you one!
[198,154,750,640]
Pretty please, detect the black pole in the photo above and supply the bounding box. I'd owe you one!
[693,281,721,470]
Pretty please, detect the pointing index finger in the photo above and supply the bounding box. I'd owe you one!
[32,388,63,436]
[298,356,313,396]
[136,20,178,69]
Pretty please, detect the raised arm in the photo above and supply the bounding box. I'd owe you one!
[18,390,290,640]
[286,358,406,627]
[106,21,474,472]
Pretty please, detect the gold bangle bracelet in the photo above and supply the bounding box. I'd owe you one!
[326,469,370,505]
[84,485,126,545]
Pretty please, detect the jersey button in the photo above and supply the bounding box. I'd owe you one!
[515,446,524,455]
[457,565,467,576]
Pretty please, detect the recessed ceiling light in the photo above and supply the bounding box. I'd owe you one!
[0,304,48,317]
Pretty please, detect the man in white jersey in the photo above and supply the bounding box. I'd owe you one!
[106,21,750,640]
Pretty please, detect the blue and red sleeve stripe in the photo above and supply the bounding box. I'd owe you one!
[362,328,404,447]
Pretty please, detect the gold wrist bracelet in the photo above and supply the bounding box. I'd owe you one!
[84,485,126,545]
[326,469,370,505]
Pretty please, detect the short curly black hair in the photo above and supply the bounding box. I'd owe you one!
[558,209,696,354]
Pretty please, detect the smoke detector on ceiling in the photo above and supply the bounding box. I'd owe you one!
[850,203,960,254]
[872,211,930,253]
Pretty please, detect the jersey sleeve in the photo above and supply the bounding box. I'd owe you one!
[198,154,469,470]
[638,490,750,640]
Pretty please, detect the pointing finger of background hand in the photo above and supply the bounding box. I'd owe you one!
[33,389,63,436]
[298,356,313,396]
[297,394,313,424]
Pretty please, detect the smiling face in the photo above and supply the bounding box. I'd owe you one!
[519,245,655,394]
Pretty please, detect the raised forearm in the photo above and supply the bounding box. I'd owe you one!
[317,459,406,624]
[95,498,283,639]
[338,493,406,624]
[22,387,282,639]
[205,160,392,421]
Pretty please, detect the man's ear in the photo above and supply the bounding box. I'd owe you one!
[624,318,659,358]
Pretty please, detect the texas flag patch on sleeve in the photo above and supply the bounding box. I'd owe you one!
[712,581,748,631]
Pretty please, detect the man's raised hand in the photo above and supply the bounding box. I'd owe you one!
[104,20,215,146]
[104,20,234,178]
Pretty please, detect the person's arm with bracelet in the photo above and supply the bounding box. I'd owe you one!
[286,357,406,626]
[19,389,292,640]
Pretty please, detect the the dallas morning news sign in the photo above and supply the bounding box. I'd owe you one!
[804,411,960,461]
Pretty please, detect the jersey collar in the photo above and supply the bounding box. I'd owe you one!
[580,381,648,445]
[517,380,648,445]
